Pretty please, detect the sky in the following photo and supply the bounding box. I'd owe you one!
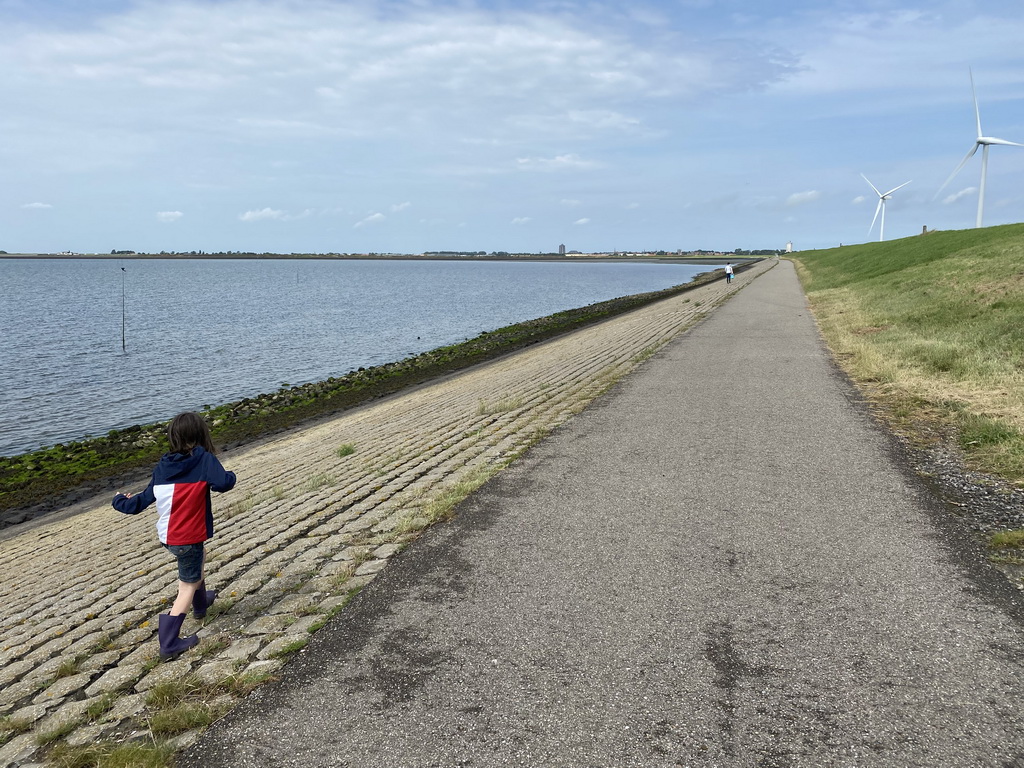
[1,0,1023,255]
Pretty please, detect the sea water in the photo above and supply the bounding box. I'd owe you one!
[0,257,709,456]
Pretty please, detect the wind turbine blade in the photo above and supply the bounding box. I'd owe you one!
[869,198,883,234]
[882,180,912,197]
[985,137,1024,147]
[971,67,983,138]
[935,144,980,198]
[861,173,883,197]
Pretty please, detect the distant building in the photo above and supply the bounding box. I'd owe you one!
[785,241,793,253]
[558,244,566,255]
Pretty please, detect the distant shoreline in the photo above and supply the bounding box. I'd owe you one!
[0,253,748,266]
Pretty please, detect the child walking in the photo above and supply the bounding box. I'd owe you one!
[113,412,237,660]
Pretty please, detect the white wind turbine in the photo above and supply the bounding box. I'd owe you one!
[862,174,911,242]
[937,68,1024,228]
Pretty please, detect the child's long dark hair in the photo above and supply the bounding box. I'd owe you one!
[167,412,216,456]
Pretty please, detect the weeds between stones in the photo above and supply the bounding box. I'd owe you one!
[0,716,33,747]
[45,741,176,768]
[302,473,336,493]
[476,396,525,416]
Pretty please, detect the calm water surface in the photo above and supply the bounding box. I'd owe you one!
[0,258,709,456]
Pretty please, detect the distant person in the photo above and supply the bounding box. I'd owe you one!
[112,412,236,660]
[725,263,734,283]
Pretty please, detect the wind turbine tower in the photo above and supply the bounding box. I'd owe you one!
[937,69,1024,228]
[862,174,911,242]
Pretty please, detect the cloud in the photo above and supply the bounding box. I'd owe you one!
[561,199,582,206]
[516,154,599,172]
[851,195,866,205]
[21,202,52,209]
[574,218,591,225]
[786,190,821,207]
[156,211,183,222]
[355,212,385,228]
[625,202,640,209]
[769,9,1024,110]
[511,217,531,224]
[943,187,977,204]
[0,2,798,153]
[566,110,641,132]
[0,0,811,251]
[239,208,287,222]
[236,207,312,222]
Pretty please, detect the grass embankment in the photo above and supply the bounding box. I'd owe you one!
[0,268,731,520]
[791,224,1024,544]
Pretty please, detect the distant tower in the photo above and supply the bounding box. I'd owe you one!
[558,244,566,255]
[785,241,793,253]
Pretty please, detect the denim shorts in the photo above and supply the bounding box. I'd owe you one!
[163,542,204,583]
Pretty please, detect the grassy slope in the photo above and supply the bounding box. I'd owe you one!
[791,222,1024,484]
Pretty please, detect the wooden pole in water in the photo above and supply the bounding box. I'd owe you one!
[121,266,126,353]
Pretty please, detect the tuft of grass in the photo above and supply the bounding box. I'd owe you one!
[422,466,498,523]
[327,563,357,589]
[146,678,203,710]
[85,693,117,721]
[88,633,117,654]
[195,633,232,658]
[37,668,281,767]
[223,492,257,520]
[1,716,33,747]
[306,591,361,633]
[306,617,330,634]
[149,702,226,736]
[336,443,357,458]
[201,597,235,622]
[45,740,175,768]
[958,414,1024,479]
[632,344,662,364]
[476,396,524,416]
[35,719,81,747]
[303,473,336,493]
[989,529,1024,551]
[270,638,308,659]
[216,669,279,698]
[51,657,81,681]
[394,512,431,536]
[960,412,1017,447]
[140,668,281,742]
[293,600,323,620]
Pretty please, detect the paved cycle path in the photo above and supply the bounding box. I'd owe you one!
[181,260,1024,767]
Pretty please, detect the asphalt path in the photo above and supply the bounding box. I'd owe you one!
[180,261,1024,767]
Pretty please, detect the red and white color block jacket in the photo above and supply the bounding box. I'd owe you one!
[113,446,236,545]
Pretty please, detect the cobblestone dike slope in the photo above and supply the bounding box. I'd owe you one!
[0,260,775,765]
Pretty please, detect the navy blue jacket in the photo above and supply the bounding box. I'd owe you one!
[112,446,236,545]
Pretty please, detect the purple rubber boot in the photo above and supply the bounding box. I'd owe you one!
[158,613,199,661]
[192,581,218,620]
